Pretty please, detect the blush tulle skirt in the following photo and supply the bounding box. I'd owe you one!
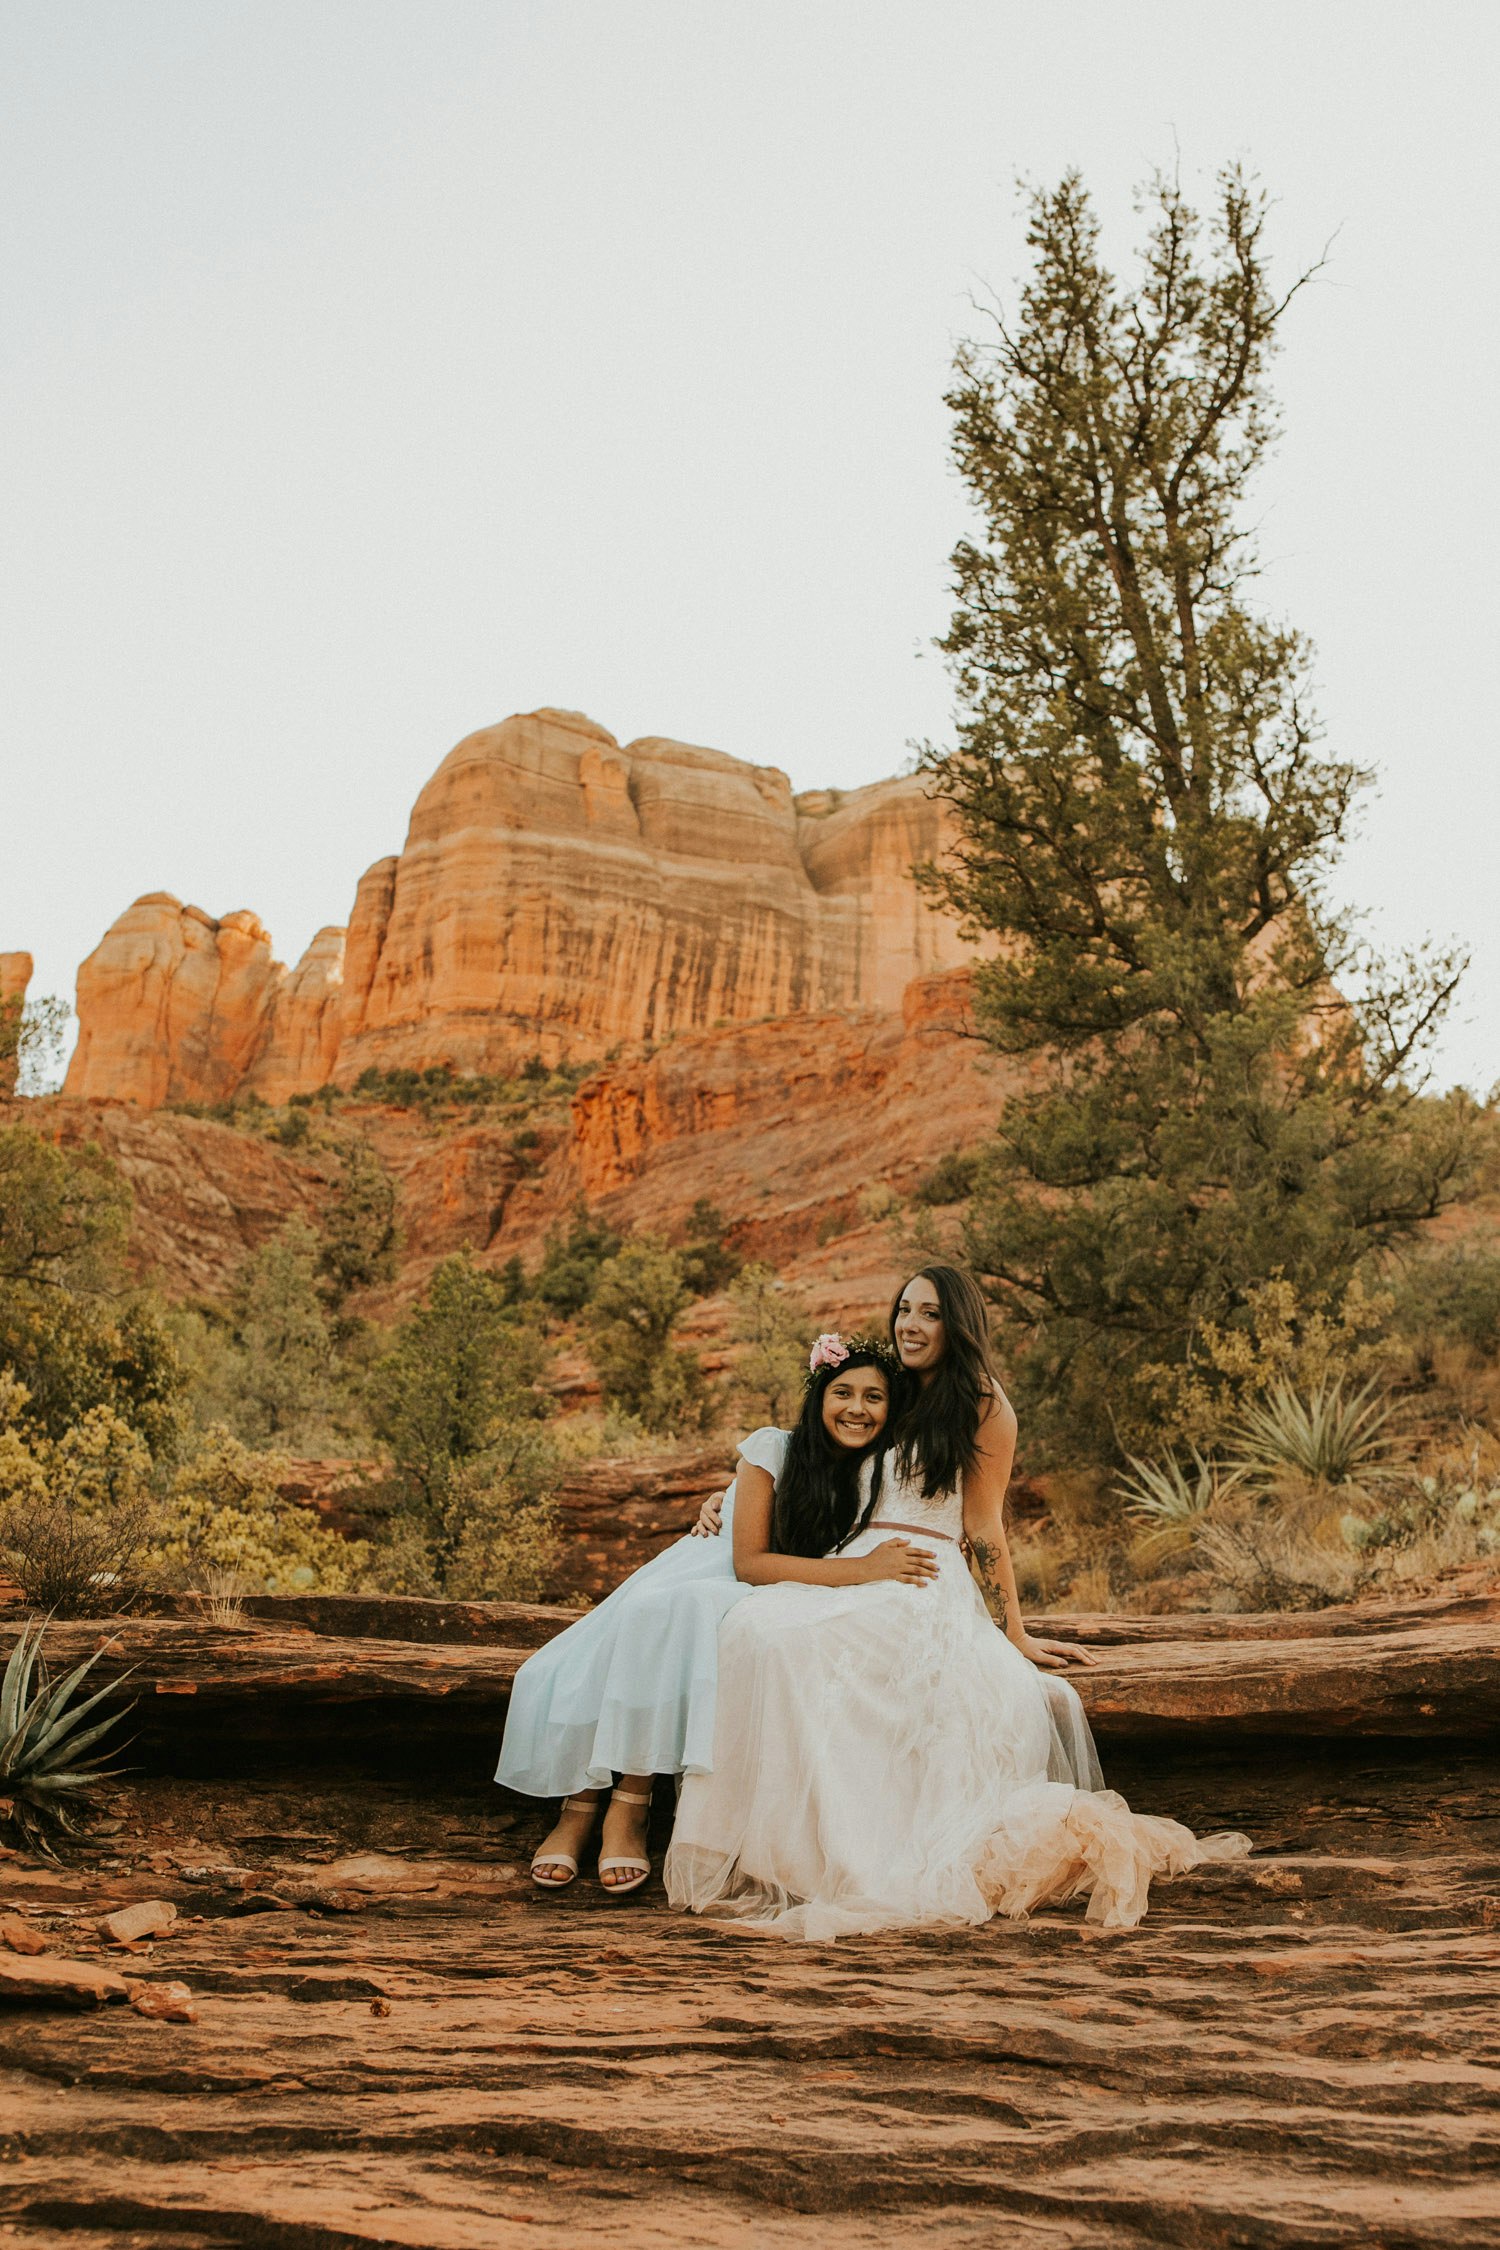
[665,1529,1249,1940]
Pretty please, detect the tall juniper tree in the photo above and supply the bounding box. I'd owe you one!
[926,169,1472,1457]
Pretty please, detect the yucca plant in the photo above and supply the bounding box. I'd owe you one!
[1117,1448,1238,1559]
[0,1622,134,1858]
[1225,1377,1401,1489]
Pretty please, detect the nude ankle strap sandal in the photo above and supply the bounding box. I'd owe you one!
[598,1788,653,1896]
[530,1795,598,1889]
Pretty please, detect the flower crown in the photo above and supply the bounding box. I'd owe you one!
[805,1330,901,1388]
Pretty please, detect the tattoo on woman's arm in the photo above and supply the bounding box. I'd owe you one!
[969,1535,1009,1632]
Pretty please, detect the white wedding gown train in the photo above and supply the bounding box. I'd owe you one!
[666,1461,1248,1940]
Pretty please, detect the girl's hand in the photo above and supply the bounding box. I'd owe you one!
[691,1493,724,1538]
[1014,1631,1097,1671]
[856,1538,938,1586]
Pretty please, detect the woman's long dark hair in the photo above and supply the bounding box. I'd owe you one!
[770,1348,910,1559]
[888,1263,998,1501]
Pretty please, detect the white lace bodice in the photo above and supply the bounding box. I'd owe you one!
[865,1451,964,1540]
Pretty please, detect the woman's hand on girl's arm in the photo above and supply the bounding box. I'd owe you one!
[852,1538,937,1586]
[731,1462,925,1587]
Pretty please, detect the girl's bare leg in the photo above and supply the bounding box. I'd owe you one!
[532,1790,603,1883]
[599,1774,653,1886]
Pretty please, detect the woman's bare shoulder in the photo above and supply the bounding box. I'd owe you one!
[978,1380,1018,1443]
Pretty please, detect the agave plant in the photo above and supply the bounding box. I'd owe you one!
[1225,1377,1400,1488]
[0,1622,134,1858]
[1117,1448,1237,1559]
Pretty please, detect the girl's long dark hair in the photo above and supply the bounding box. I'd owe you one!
[889,1263,998,1501]
[770,1348,910,1559]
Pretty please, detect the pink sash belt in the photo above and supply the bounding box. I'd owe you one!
[867,1519,959,1545]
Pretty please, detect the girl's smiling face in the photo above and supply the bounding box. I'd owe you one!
[820,1366,890,1449]
[894,1277,946,1374]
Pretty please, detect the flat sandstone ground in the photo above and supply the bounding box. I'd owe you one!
[1,1745,1497,2250]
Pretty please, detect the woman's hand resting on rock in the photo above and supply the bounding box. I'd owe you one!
[1013,1631,1098,1670]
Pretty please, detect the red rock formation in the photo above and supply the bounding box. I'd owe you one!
[65,709,975,1108]
[0,952,31,1094]
[64,897,281,1108]
[521,966,1016,1266]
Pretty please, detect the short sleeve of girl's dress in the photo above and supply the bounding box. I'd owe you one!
[736,1426,790,1482]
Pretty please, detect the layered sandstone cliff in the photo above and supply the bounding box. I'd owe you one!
[64,709,975,1108]
[0,952,32,1095]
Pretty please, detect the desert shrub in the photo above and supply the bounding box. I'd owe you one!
[152,1427,366,1595]
[727,1263,811,1425]
[1008,1539,1064,1608]
[0,1377,155,1614]
[915,1150,981,1207]
[1339,1462,1500,1564]
[586,1238,709,1434]
[2,1290,184,1455]
[371,1254,550,1498]
[0,993,70,1099]
[1116,1448,1239,1561]
[1223,1377,1401,1489]
[317,1138,399,1307]
[1148,1277,1395,1456]
[382,1454,561,1602]
[367,1254,560,1596]
[0,1619,135,1857]
[349,1059,586,1115]
[857,1183,901,1225]
[1192,1518,1363,1613]
[178,1219,348,1451]
[1393,1239,1500,1366]
[532,1203,622,1316]
[0,1125,184,1450]
[679,1200,743,1296]
[550,1405,660,1460]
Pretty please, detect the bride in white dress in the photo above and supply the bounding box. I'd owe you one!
[666,1264,1249,1939]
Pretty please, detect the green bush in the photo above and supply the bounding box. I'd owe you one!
[0,1125,184,1450]
[680,1199,742,1296]
[367,1254,559,1596]
[915,1150,981,1207]
[532,1203,622,1316]
[728,1263,810,1424]
[586,1239,709,1434]
[1394,1240,1500,1364]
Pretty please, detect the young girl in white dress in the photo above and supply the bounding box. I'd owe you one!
[666,1264,1250,1939]
[496,1341,929,1892]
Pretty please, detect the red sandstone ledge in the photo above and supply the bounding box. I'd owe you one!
[6,1594,1495,1742]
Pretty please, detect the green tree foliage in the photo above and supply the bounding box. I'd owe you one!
[679,1199,743,1296]
[223,1219,338,1444]
[1394,1238,1500,1366]
[586,1237,708,1433]
[0,1125,182,1448]
[317,1137,399,1309]
[368,1253,558,1595]
[0,994,70,1099]
[531,1202,622,1316]
[727,1263,811,1424]
[928,169,1472,1457]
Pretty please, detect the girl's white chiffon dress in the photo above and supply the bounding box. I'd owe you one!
[495,1429,787,1797]
[666,1454,1249,1939]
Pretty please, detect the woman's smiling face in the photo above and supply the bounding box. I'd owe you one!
[894,1276,946,1374]
[820,1366,890,1449]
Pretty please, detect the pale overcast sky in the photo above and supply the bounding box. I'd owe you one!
[3,1,1497,1088]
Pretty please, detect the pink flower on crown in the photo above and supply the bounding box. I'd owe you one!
[808,1332,850,1375]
